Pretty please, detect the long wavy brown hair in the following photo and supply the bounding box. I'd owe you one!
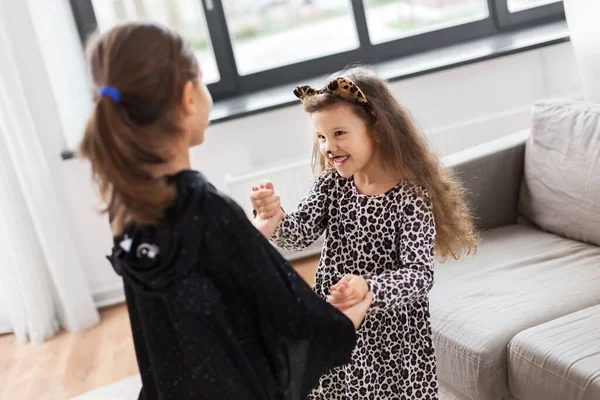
[304,67,477,261]
[79,23,199,235]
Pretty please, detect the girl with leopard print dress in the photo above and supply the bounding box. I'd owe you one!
[251,67,477,400]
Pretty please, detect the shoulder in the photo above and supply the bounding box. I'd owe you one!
[399,181,432,209]
[200,179,251,228]
[167,171,251,234]
[313,168,351,194]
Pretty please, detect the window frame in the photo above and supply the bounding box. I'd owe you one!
[69,0,566,101]
[493,0,565,29]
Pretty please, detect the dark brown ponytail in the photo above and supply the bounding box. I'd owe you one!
[79,23,199,235]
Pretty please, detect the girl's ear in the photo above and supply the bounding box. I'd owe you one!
[369,127,381,143]
[180,80,196,116]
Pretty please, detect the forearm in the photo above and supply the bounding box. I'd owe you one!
[364,265,433,312]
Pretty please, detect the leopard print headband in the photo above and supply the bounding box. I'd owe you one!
[293,77,376,119]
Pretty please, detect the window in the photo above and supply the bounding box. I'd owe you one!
[364,0,489,44]
[221,0,359,75]
[89,0,220,84]
[494,0,564,28]
[508,0,560,13]
[69,0,565,100]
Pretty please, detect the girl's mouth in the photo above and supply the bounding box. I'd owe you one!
[332,155,349,166]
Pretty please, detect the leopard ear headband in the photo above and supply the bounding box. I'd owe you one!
[293,77,376,120]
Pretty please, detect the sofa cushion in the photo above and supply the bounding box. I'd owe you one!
[508,305,600,400]
[518,99,600,246]
[430,224,600,400]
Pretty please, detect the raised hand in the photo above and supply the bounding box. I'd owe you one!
[250,181,283,219]
[250,181,285,239]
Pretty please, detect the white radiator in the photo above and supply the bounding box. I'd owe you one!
[224,159,324,261]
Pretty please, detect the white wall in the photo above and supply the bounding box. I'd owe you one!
[2,0,582,308]
[187,42,580,191]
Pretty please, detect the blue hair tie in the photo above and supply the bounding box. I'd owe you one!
[98,85,121,103]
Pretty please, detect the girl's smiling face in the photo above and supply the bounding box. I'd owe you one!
[312,103,375,178]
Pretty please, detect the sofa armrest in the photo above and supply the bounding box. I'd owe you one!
[441,130,528,231]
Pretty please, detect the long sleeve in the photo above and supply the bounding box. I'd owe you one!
[270,171,334,251]
[364,186,436,313]
[207,192,356,398]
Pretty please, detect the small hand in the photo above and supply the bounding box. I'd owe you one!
[250,181,284,239]
[328,274,370,312]
[250,181,283,220]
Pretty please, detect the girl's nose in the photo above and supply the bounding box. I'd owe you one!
[324,142,338,155]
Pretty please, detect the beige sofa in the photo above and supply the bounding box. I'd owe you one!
[431,99,600,400]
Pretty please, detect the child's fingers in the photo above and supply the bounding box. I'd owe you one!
[259,180,274,190]
[331,297,362,311]
[255,194,278,207]
[257,207,278,219]
[251,189,275,201]
[332,285,353,299]
[258,199,281,216]
[331,277,351,292]
[251,193,277,210]
[264,195,281,209]
[258,210,277,219]
[328,289,348,302]
[337,281,350,294]
[328,291,351,305]
[329,289,357,305]
[328,288,347,300]
[331,279,349,292]
[252,187,274,196]
[258,207,279,219]
[257,196,282,219]
[255,197,280,215]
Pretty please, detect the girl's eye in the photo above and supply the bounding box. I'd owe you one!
[335,130,345,137]
[317,134,326,140]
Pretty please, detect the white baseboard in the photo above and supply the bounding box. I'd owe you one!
[93,283,125,309]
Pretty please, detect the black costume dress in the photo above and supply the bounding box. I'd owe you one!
[108,170,356,400]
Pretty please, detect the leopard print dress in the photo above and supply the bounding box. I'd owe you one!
[271,170,439,400]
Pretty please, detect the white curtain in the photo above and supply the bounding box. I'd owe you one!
[0,3,99,345]
[563,0,600,103]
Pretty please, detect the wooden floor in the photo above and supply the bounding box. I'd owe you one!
[0,256,319,400]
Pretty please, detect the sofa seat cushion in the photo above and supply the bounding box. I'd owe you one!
[430,224,600,400]
[508,305,600,400]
